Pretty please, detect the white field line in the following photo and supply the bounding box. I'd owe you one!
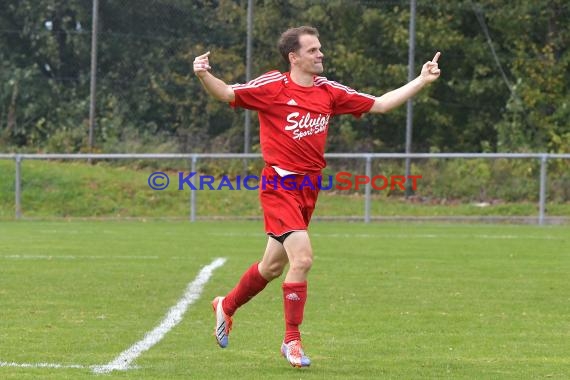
[92,257,226,374]
[0,258,226,373]
[0,362,87,369]
[0,255,160,260]
[207,232,562,240]
[313,233,561,240]
[0,361,141,371]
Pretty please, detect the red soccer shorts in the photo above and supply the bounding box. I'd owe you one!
[259,166,321,237]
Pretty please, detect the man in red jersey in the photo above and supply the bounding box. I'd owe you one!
[194,26,440,368]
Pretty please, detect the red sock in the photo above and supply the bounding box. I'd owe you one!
[282,281,307,343]
[222,262,268,316]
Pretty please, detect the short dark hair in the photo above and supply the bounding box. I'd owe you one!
[278,26,319,65]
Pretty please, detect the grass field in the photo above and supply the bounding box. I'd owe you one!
[0,220,569,379]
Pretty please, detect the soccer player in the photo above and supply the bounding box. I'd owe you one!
[193,26,440,368]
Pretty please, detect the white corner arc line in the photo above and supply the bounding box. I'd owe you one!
[92,257,227,374]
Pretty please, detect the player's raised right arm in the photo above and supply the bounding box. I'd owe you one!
[193,51,235,103]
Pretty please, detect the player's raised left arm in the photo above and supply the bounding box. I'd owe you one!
[368,52,440,114]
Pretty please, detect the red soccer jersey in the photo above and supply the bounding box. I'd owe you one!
[230,71,375,174]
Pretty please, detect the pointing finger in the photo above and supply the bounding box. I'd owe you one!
[195,51,211,60]
[432,51,441,63]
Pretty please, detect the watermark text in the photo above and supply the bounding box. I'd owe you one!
[148,171,421,192]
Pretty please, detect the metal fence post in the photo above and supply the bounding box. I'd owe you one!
[15,155,22,220]
[538,154,547,226]
[88,0,99,163]
[364,155,372,223]
[190,155,197,222]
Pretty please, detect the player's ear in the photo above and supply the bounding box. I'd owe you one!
[288,51,297,65]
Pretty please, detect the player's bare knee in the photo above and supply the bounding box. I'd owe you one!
[291,254,313,273]
[259,259,286,280]
[264,262,285,280]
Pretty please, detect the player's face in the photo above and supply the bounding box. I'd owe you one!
[292,34,324,74]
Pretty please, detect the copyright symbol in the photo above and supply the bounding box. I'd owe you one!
[148,172,170,190]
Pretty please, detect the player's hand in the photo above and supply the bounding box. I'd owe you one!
[193,51,211,77]
[419,52,441,84]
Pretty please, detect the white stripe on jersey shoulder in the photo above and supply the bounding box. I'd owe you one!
[314,76,376,100]
[247,71,283,86]
[232,71,285,90]
[315,76,356,93]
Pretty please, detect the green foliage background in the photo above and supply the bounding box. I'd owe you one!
[1,0,569,154]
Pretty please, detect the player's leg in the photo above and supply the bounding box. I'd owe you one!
[224,237,288,315]
[258,236,290,279]
[283,230,312,282]
[213,236,288,348]
[259,166,315,366]
[280,230,312,367]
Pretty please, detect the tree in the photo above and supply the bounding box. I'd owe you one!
[0,0,568,156]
